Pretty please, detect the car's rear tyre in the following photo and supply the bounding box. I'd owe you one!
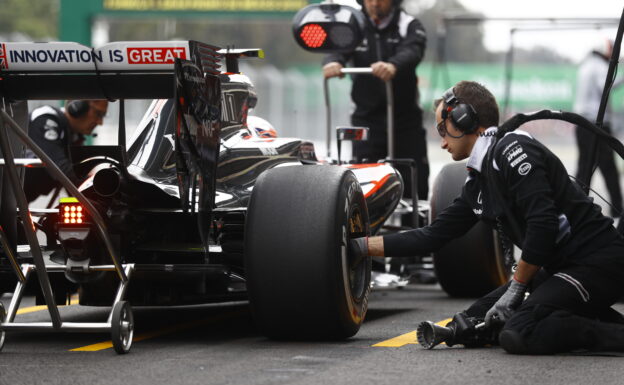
[430,162,512,297]
[245,165,370,339]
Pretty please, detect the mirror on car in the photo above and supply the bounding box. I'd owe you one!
[292,2,365,53]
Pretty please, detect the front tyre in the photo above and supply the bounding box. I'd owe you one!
[245,165,370,339]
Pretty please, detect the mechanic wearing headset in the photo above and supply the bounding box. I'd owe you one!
[24,100,108,202]
[322,0,429,200]
[351,80,624,354]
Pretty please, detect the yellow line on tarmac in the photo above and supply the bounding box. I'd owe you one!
[70,309,246,352]
[372,318,452,347]
[15,295,79,315]
[16,305,50,315]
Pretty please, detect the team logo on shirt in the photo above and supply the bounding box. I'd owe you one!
[502,140,528,167]
[355,38,369,52]
[505,145,523,161]
[43,119,59,141]
[501,140,518,155]
[44,129,58,141]
[473,190,483,215]
[518,162,532,175]
[510,153,528,167]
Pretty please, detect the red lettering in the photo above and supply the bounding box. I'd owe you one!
[126,47,187,64]
[141,50,152,63]
[128,49,141,63]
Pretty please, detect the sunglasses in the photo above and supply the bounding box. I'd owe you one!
[436,118,465,139]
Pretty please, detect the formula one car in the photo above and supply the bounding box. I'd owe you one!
[0,38,508,353]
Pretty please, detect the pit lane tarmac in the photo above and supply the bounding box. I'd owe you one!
[3,285,624,385]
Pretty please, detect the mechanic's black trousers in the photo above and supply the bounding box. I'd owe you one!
[465,239,624,354]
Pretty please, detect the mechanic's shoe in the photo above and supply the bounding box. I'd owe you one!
[499,329,529,354]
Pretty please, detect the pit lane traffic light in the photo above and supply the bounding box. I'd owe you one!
[292,3,365,53]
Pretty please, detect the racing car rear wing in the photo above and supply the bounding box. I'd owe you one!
[0,40,220,100]
[218,48,264,73]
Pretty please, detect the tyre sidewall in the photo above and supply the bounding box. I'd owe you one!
[333,171,370,336]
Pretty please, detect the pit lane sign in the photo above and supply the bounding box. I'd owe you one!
[0,41,190,72]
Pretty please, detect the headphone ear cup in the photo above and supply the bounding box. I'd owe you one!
[67,100,89,118]
[450,103,479,134]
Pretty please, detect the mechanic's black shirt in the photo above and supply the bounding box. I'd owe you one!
[323,7,426,124]
[24,106,82,201]
[383,128,620,270]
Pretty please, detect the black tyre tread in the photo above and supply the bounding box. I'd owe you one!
[245,165,369,340]
[430,162,509,297]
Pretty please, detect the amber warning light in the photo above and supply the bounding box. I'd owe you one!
[59,197,88,225]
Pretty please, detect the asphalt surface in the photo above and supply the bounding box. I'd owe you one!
[2,284,624,385]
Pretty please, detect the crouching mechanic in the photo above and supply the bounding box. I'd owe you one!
[350,80,624,354]
[24,100,108,202]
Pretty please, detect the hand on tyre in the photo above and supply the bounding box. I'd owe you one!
[348,237,369,265]
[485,278,527,327]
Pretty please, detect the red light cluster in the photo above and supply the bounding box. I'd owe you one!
[300,24,327,48]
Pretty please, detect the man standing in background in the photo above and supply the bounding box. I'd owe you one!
[574,39,623,216]
[322,0,429,200]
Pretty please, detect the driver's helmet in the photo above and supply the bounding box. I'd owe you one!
[247,115,278,138]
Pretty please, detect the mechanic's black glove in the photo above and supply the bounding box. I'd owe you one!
[348,237,369,264]
[485,278,527,327]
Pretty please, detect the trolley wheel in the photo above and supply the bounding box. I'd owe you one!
[111,301,134,354]
[0,302,6,352]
